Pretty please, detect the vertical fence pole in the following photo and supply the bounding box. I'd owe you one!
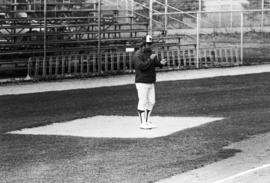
[229,48,234,64]
[166,51,170,67]
[261,0,265,31]
[55,56,59,76]
[201,49,206,66]
[177,49,181,68]
[240,11,244,65]
[86,55,90,74]
[35,57,39,77]
[80,55,84,74]
[93,0,97,17]
[62,56,65,76]
[129,52,132,71]
[74,56,78,74]
[25,58,32,80]
[172,50,176,68]
[224,48,229,65]
[149,0,153,35]
[122,52,126,71]
[117,52,120,71]
[214,48,218,65]
[43,0,47,77]
[98,0,102,73]
[110,52,114,71]
[196,10,201,68]
[164,0,168,34]
[49,57,52,76]
[188,49,192,66]
[131,0,134,37]
[105,52,108,72]
[68,56,72,74]
[93,54,97,73]
[230,0,233,28]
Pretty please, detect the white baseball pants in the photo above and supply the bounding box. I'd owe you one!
[135,83,156,111]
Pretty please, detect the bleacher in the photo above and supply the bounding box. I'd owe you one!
[0,0,190,78]
[0,0,150,54]
[0,0,147,76]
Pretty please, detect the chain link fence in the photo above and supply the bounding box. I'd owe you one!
[1,0,270,81]
[148,0,270,67]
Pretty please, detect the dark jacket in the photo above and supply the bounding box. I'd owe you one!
[133,48,163,83]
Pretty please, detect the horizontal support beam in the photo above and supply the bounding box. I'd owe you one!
[153,8,270,15]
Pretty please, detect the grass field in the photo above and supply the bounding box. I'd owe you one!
[1,72,270,183]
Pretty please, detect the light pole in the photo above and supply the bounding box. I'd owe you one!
[164,0,168,34]
[196,0,202,69]
[240,12,244,65]
[43,0,47,77]
[98,0,101,73]
[230,0,233,28]
[149,0,153,35]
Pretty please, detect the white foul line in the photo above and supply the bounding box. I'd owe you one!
[213,164,270,183]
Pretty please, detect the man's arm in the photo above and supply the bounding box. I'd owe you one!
[151,54,167,67]
[134,54,152,71]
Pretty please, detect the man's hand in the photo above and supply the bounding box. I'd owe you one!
[150,54,157,60]
[160,59,167,65]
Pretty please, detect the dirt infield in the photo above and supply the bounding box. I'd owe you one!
[1,64,270,183]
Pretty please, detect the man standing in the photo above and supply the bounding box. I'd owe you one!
[133,35,167,129]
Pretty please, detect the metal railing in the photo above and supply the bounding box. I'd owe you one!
[27,46,241,79]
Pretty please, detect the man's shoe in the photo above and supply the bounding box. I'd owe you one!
[146,121,157,128]
[139,123,152,129]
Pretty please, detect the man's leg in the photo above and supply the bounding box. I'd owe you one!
[145,84,156,127]
[136,83,152,129]
[137,110,145,124]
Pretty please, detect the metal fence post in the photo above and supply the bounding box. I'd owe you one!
[98,0,102,73]
[149,0,153,35]
[165,0,168,33]
[230,0,233,28]
[262,0,265,31]
[25,58,32,80]
[35,58,39,77]
[219,0,221,28]
[196,11,201,68]
[43,0,47,77]
[240,11,244,65]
